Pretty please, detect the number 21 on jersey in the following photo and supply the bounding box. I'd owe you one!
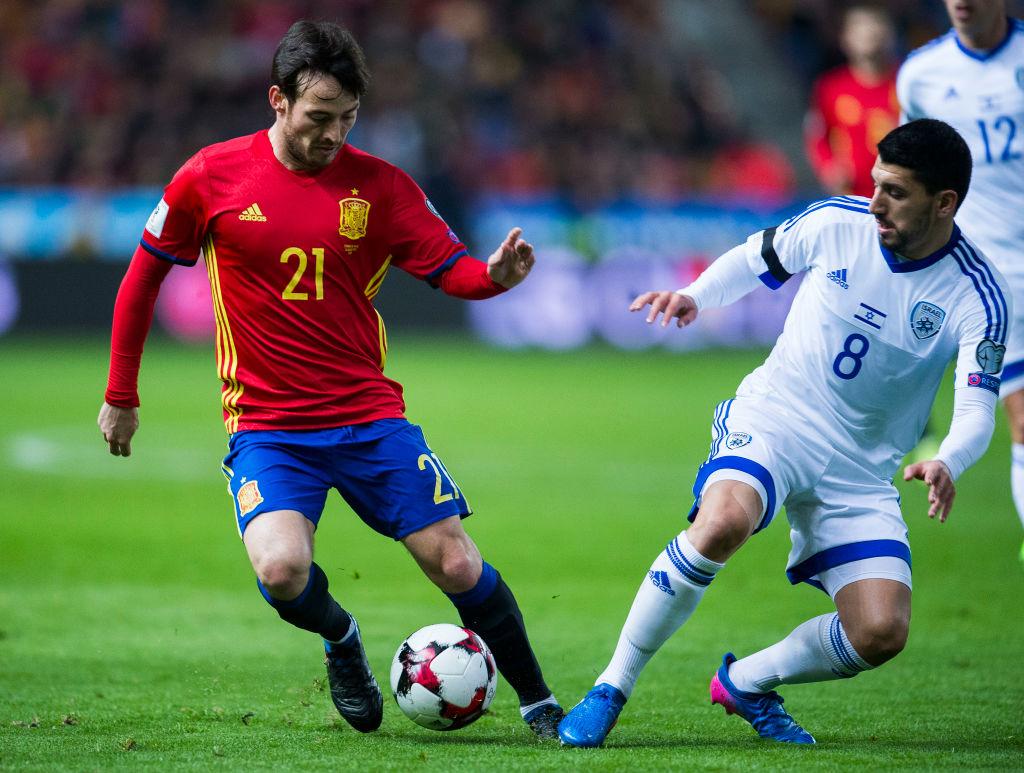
[280,246,325,300]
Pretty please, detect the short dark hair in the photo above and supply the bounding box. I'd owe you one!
[271,21,370,102]
[877,119,972,211]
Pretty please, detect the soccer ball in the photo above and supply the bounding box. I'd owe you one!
[389,623,497,730]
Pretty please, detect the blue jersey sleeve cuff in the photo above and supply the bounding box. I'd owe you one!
[140,238,198,266]
[424,249,469,287]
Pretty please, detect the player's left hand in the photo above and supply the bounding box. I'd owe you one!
[486,227,534,289]
[902,460,955,522]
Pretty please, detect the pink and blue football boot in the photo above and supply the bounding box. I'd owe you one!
[710,652,815,745]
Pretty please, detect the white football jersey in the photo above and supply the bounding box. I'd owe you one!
[734,198,1010,480]
[897,19,1024,285]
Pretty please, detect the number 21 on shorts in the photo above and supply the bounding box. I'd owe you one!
[418,452,462,504]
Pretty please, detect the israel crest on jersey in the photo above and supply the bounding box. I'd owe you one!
[725,432,752,450]
[910,301,945,340]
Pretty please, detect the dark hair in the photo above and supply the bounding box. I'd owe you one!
[877,119,972,211]
[271,21,370,102]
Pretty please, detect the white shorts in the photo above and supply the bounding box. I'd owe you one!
[688,395,912,593]
[999,301,1024,397]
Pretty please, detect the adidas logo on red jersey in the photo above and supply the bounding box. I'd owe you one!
[239,203,267,222]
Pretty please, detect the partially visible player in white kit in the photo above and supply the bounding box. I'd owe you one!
[557,119,1010,747]
[898,0,1024,561]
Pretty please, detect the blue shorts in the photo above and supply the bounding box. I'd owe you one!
[221,419,472,540]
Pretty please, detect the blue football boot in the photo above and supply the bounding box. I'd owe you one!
[557,683,627,748]
[710,653,815,744]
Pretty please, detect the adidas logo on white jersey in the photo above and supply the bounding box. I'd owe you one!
[827,268,849,289]
[239,203,267,222]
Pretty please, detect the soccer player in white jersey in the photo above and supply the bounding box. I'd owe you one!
[897,0,1024,561]
[558,119,1010,747]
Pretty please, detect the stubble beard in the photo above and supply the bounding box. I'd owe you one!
[888,214,932,257]
[282,125,334,171]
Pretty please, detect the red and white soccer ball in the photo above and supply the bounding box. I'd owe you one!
[390,623,497,730]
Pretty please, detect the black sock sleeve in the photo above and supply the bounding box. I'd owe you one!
[451,571,551,706]
[259,562,353,642]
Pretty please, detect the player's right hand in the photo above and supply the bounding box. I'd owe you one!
[98,402,139,457]
[629,291,698,328]
[902,460,955,523]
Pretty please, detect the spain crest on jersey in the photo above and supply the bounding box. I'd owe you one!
[910,300,945,340]
[339,197,370,239]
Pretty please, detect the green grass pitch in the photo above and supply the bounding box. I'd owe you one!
[1,334,1022,771]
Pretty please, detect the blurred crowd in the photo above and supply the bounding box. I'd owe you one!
[0,0,984,221]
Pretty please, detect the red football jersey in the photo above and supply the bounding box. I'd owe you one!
[805,65,899,198]
[140,130,468,432]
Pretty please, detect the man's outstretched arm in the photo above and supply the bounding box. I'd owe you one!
[435,227,535,299]
[98,247,172,456]
[630,243,765,327]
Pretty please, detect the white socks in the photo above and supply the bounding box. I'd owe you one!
[1012,443,1024,529]
[727,612,873,693]
[596,532,724,698]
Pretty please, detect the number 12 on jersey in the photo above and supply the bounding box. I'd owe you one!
[977,116,1021,164]
[833,333,870,380]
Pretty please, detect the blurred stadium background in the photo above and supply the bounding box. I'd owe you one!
[3,1,1024,770]
[0,0,990,344]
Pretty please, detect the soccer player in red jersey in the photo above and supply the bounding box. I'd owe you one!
[805,5,900,197]
[97,21,563,737]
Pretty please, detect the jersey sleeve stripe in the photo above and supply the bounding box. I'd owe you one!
[959,240,1009,341]
[758,227,793,287]
[782,198,870,231]
[954,243,1008,343]
[139,238,198,266]
[424,249,469,286]
[952,247,1005,344]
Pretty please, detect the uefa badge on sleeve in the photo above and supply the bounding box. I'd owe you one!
[976,339,1006,374]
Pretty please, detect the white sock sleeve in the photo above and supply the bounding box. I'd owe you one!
[728,612,873,694]
[597,532,724,698]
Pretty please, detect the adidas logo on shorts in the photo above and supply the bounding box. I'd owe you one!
[239,203,268,222]
[827,268,849,289]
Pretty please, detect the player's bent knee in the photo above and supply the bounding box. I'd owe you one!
[435,548,482,593]
[692,506,756,555]
[253,555,311,599]
[846,614,909,666]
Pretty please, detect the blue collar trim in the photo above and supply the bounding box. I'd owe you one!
[954,18,1016,61]
[879,225,961,273]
